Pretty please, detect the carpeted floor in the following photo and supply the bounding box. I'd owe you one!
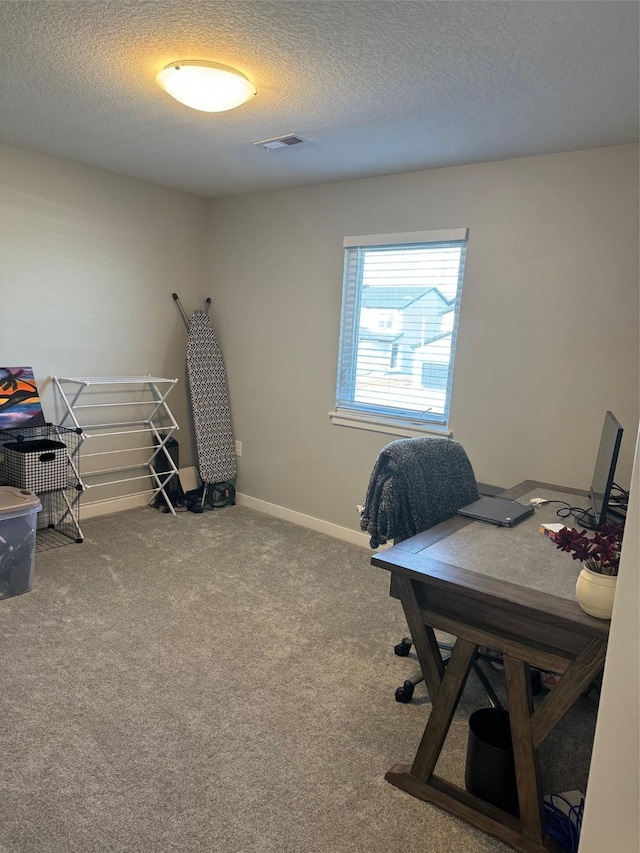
[0,505,597,852]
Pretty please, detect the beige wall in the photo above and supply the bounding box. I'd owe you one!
[209,144,639,533]
[580,425,639,852]
[2,143,637,530]
[0,142,210,508]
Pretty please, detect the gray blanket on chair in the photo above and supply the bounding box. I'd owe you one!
[360,437,479,548]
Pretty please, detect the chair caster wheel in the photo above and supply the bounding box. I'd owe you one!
[395,680,415,703]
[394,639,412,657]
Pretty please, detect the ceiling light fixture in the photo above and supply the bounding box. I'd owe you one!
[156,61,256,112]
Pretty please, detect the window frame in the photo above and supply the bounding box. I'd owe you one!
[331,228,468,437]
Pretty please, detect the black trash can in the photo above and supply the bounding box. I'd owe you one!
[465,707,519,815]
[152,436,181,510]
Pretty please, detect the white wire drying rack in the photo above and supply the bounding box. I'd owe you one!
[53,376,180,515]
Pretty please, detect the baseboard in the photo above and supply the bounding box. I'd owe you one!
[80,489,381,551]
[235,492,376,549]
[80,493,151,519]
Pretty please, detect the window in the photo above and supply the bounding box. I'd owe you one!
[421,361,449,390]
[390,343,399,370]
[334,228,468,431]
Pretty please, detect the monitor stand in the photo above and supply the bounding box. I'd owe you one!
[573,506,625,530]
[575,509,599,531]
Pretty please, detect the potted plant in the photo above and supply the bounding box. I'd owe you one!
[554,522,625,619]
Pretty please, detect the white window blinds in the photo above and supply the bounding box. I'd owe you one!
[335,228,468,428]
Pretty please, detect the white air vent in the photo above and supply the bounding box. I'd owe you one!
[253,134,306,150]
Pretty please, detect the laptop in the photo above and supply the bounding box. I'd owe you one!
[457,495,535,527]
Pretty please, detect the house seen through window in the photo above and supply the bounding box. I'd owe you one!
[335,229,468,429]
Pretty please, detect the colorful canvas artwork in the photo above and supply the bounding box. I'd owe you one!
[0,367,46,429]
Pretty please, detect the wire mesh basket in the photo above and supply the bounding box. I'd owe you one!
[0,423,84,548]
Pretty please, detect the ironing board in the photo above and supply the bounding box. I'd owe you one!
[185,309,237,484]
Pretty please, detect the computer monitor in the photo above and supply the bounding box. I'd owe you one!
[584,411,624,530]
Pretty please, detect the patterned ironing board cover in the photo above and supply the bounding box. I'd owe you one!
[186,309,237,484]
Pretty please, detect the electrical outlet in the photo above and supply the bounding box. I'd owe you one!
[235,440,242,457]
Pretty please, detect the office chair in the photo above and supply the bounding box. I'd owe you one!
[360,435,504,706]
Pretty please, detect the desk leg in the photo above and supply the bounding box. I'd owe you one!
[530,638,606,749]
[411,637,477,779]
[503,656,545,846]
[386,647,563,853]
[385,579,566,853]
[385,634,476,785]
[396,575,445,701]
[385,636,475,789]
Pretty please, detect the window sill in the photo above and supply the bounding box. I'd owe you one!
[328,410,452,439]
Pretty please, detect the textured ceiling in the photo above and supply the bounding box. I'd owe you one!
[0,1,638,198]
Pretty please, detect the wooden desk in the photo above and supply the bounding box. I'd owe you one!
[371,481,609,853]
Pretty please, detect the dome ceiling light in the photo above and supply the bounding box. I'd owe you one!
[156,61,256,112]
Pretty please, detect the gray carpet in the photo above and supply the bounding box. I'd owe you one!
[0,505,597,852]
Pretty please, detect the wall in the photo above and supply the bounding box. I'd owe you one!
[208,144,639,537]
[579,425,639,851]
[0,143,210,513]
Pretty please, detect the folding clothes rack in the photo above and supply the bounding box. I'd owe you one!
[53,376,179,515]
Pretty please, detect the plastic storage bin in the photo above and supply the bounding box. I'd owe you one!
[0,487,42,600]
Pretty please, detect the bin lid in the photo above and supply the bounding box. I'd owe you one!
[0,486,42,513]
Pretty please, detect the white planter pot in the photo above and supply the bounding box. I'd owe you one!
[575,567,618,620]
